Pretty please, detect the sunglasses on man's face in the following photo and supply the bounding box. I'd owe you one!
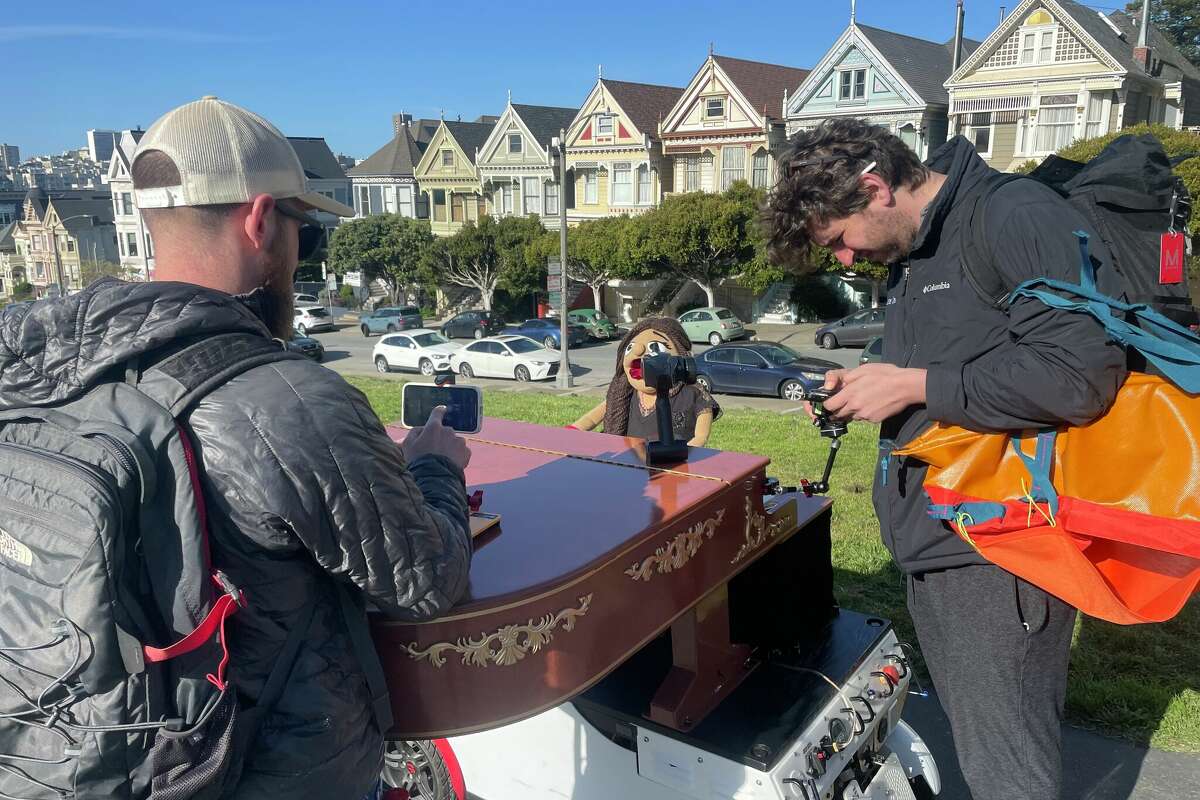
[275,203,325,260]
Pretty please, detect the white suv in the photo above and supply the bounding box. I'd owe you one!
[293,306,334,336]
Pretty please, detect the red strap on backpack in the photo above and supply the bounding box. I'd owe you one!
[141,424,243,691]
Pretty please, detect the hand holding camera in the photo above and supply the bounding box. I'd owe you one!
[812,364,927,425]
[401,405,472,472]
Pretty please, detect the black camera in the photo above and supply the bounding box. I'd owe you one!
[639,353,697,466]
[641,353,697,391]
[806,387,849,440]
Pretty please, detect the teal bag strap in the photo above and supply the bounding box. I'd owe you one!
[1009,430,1059,518]
[1008,232,1200,393]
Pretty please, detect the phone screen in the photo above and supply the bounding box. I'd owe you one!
[402,385,482,433]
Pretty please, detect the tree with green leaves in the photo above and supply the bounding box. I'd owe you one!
[527,216,643,312]
[424,216,544,311]
[327,215,434,304]
[639,181,765,307]
[1125,0,1200,62]
[79,260,129,287]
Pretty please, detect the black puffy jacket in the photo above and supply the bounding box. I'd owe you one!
[874,137,1128,575]
[0,279,472,799]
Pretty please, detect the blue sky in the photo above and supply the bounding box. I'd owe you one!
[1,0,1124,159]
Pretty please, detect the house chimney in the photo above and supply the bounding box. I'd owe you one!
[952,0,965,71]
[1133,0,1153,71]
[393,112,413,135]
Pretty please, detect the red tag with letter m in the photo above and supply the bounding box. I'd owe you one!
[1160,232,1185,285]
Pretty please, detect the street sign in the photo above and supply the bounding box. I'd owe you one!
[546,258,562,276]
[548,291,562,307]
[344,271,362,287]
[547,274,563,291]
[325,273,337,292]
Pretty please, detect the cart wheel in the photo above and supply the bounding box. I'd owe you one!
[381,739,454,799]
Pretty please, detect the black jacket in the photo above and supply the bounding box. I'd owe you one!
[874,137,1128,574]
[0,280,472,799]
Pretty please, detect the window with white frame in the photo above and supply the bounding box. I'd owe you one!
[499,183,513,215]
[596,116,614,137]
[126,232,138,257]
[523,177,541,214]
[545,181,559,214]
[121,192,133,215]
[508,134,523,155]
[117,235,124,257]
[612,162,633,204]
[382,186,396,214]
[839,69,867,101]
[583,170,598,204]
[705,97,725,119]
[1084,92,1107,139]
[751,152,769,188]
[65,239,74,253]
[720,147,745,191]
[1019,28,1055,65]
[398,186,413,217]
[966,113,992,155]
[897,123,920,152]
[684,156,701,192]
[358,185,370,215]
[1033,96,1077,153]
[145,232,154,258]
[441,150,454,167]
[636,164,651,203]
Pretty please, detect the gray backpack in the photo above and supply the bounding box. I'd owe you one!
[0,332,305,800]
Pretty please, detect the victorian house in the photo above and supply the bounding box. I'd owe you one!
[787,12,979,158]
[348,115,438,219]
[945,0,1200,171]
[477,98,578,229]
[106,129,153,281]
[12,189,117,297]
[564,77,683,222]
[659,51,809,194]
[413,117,496,237]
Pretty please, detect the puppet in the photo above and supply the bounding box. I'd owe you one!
[570,317,719,446]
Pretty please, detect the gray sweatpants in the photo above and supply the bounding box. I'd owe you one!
[908,564,1077,800]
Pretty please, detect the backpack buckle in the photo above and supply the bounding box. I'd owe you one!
[212,571,245,608]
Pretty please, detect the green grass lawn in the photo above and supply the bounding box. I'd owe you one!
[349,376,1200,752]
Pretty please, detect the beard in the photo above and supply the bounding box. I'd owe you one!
[861,204,920,265]
[257,234,296,339]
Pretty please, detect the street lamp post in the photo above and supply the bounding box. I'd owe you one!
[47,214,99,297]
[554,129,573,389]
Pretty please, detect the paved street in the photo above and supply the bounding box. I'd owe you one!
[308,316,863,409]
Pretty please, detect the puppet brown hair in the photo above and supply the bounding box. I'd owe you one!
[602,317,693,436]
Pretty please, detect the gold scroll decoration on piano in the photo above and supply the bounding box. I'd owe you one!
[624,509,727,582]
[731,495,796,565]
[404,595,593,668]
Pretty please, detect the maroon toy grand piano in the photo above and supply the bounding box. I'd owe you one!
[372,418,836,740]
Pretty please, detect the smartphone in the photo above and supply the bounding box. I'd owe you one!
[400,383,483,434]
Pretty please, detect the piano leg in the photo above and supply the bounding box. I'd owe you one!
[647,584,755,732]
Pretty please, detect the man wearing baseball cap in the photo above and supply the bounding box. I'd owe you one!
[0,97,473,799]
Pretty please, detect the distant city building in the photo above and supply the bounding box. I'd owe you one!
[12,188,117,297]
[106,129,153,280]
[87,130,119,166]
[0,145,19,170]
[336,154,357,171]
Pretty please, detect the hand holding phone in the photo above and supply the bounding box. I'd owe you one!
[400,405,472,471]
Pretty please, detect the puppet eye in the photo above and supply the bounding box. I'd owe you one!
[646,341,667,356]
[624,342,637,355]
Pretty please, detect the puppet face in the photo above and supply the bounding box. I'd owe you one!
[623,327,681,395]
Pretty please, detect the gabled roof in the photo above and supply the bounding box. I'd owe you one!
[601,79,685,138]
[510,104,580,148]
[711,54,810,118]
[857,24,981,105]
[46,197,114,232]
[412,119,440,145]
[442,121,495,164]
[347,127,426,178]
[1108,7,1200,82]
[1051,0,1143,73]
[0,222,16,251]
[287,137,346,180]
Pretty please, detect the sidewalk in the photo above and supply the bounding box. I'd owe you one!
[904,692,1200,799]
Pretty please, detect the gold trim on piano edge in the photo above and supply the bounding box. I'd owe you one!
[404,595,593,668]
[730,495,789,565]
[624,508,727,581]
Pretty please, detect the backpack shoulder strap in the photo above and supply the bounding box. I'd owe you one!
[960,173,1030,309]
[136,331,305,417]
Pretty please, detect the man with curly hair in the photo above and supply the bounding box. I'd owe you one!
[764,118,1128,800]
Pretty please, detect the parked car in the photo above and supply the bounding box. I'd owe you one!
[360,306,423,336]
[293,305,334,336]
[451,335,559,382]
[509,318,588,350]
[678,307,747,346]
[372,329,460,376]
[814,307,885,350]
[442,310,505,340]
[285,333,324,362]
[861,336,884,364]
[567,308,619,340]
[294,292,320,306]
[695,341,840,402]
